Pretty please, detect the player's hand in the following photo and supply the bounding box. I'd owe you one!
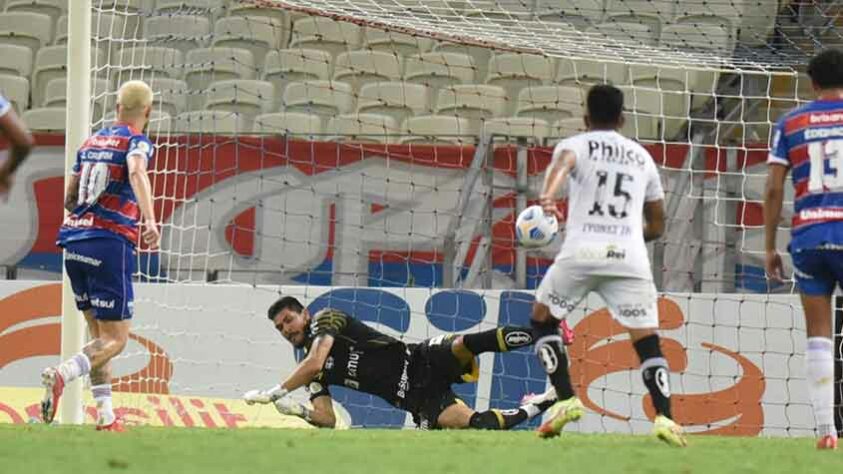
[141,219,160,250]
[243,389,274,405]
[274,397,309,419]
[765,250,784,282]
[539,195,562,220]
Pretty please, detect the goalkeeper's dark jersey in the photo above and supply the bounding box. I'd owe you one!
[301,309,412,409]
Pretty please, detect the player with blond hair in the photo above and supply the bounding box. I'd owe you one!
[40,81,159,431]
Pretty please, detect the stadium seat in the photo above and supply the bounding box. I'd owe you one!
[56,12,130,47]
[431,43,491,81]
[484,117,550,142]
[327,113,401,144]
[290,16,363,60]
[212,16,286,68]
[97,0,148,36]
[627,84,690,138]
[363,27,435,57]
[436,84,508,121]
[629,64,718,111]
[146,77,188,117]
[22,106,65,131]
[174,110,245,134]
[116,46,184,81]
[675,0,738,41]
[283,80,355,116]
[357,82,432,128]
[604,0,675,37]
[618,86,662,140]
[534,0,603,29]
[44,77,110,119]
[333,51,403,92]
[184,47,256,109]
[4,0,64,29]
[660,24,733,55]
[556,57,628,86]
[400,115,476,145]
[551,117,586,141]
[252,112,323,138]
[0,74,29,113]
[0,12,52,58]
[586,21,658,47]
[205,79,274,127]
[33,45,105,108]
[486,53,556,114]
[516,85,584,123]
[0,44,32,78]
[228,2,290,32]
[143,14,210,56]
[263,49,331,109]
[155,0,225,17]
[405,52,476,92]
[737,0,777,46]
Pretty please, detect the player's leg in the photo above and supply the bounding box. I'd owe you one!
[601,277,685,447]
[433,392,553,430]
[792,250,837,449]
[451,326,534,363]
[532,264,588,438]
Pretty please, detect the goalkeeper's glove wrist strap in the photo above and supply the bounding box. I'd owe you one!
[267,385,288,402]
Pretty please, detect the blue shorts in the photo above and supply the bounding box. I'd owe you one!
[63,238,135,321]
[791,248,843,296]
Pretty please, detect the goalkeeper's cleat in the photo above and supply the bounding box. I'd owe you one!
[40,367,64,424]
[96,417,126,433]
[653,415,687,448]
[816,435,838,450]
[536,396,584,439]
[559,318,574,346]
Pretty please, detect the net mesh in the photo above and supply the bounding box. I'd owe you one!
[77,0,840,432]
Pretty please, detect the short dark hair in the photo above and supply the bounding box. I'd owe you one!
[267,296,304,321]
[808,49,843,90]
[587,85,624,128]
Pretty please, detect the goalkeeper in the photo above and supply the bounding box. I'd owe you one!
[244,296,557,429]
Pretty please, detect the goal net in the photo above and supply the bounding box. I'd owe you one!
[69,0,843,433]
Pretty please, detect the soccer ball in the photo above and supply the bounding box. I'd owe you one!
[515,205,558,248]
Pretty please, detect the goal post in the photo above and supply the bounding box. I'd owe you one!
[59,0,92,425]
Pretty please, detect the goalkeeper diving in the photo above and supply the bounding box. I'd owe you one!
[244,296,558,429]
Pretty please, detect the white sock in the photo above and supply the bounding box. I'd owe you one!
[92,384,115,426]
[521,403,540,419]
[57,353,91,383]
[805,337,836,438]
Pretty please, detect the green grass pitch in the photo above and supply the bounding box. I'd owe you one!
[2,425,841,474]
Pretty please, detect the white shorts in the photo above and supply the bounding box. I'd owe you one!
[535,262,659,329]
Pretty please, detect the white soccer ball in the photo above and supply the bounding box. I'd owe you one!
[515,205,558,248]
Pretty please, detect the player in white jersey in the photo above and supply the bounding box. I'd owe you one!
[529,85,686,446]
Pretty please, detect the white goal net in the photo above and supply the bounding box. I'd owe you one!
[62,0,843,433]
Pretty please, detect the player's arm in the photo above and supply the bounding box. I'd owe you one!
[281,334,334,393]
[540,147,576,218]
[307,395,337,428]
[0,106,35,195]
[643,200,665,242]
[64,174,80,212]
[764,164,788,281]
[127,149,159,249]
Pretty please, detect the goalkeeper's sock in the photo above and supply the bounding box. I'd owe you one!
[92,384,115,426]
[805,337,836,438]
[462,326,533,354]
[634,335,672,419]
[57,353,91,383]
[469,409,528,430]
[531,318,575,400]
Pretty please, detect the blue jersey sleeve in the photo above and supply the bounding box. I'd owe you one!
[767,117,790,167]
[0,95,10,117]
[127,135,154,163]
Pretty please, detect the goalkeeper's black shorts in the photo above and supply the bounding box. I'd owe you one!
[405,335,480,430]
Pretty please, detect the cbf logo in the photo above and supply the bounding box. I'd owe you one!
[546,292,576,313]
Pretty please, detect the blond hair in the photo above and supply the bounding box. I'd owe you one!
[117,80,153,117]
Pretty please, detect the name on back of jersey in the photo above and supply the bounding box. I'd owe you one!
[587,139,648,168]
